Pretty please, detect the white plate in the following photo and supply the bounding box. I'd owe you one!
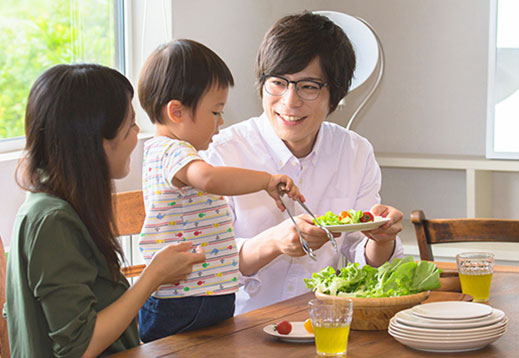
[390,316,508,335]
[323,216,390,233]
[395,307,505,329]
[389,329,506,353]
[411,301,493,320]
[388,325,507,341]
[263,321,314,343]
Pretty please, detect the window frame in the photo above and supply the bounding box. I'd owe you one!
[486,0,519,160]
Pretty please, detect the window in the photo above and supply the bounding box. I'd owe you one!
[487,0,519,159]
[0,0,124,147]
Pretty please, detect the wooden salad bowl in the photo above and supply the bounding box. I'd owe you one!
[315,290,430,331]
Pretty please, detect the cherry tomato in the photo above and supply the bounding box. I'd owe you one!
[274,320,292,335]
[360,211,374,223]
[303,318,314,333]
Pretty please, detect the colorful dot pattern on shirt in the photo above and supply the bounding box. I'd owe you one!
[139,137,239,298]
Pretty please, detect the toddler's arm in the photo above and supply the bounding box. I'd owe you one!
[174,160,304,210]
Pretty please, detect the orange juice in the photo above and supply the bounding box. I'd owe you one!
[459,273,493,302]
[313,324,350,356]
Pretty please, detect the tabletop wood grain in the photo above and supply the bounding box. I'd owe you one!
[107,263,518,358]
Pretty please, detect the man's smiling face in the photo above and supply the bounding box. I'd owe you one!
[262,57,330,158]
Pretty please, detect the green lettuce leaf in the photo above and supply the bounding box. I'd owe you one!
[304,257,441,297]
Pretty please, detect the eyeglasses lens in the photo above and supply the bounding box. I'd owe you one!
[264,76,321,101]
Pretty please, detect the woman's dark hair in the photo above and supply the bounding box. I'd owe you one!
[138,39,234,124]
[17,63,134,280]
[256,11,356,114]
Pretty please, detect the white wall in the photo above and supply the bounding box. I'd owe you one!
[1,0,518,252]
[170,0,490,155]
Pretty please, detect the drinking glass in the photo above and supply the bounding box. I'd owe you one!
[308,299,353,357]
[456,252,494,302]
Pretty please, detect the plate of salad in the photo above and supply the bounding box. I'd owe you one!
[314,209,390,233]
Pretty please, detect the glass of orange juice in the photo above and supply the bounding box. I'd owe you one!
[456,252,494,302]
[308,299,353,357]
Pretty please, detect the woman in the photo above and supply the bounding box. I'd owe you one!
[4,64,205,357]
[202,11,404,315]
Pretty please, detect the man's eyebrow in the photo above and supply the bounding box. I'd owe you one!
[300,76,325,82]
[283,75,325,82]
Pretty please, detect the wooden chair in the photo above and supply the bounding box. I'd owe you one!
[410,210,519,261]
[0,237,10,358]
[112,190,146,278]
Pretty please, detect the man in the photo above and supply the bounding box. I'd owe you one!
[202,11,404,315]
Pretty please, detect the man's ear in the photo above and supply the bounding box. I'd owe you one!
[165,100,183,123]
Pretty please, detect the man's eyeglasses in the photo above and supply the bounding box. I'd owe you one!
[262,75,328,101]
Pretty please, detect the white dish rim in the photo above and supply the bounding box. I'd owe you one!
[411,301,493,320]
[388,325,506,341]
[394,307,505,329]
[389,315,508,334]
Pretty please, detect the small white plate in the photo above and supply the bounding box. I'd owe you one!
[263,321,314,343]
[395,307,505,329]
[323,216,390,233]
[411,301,493,320]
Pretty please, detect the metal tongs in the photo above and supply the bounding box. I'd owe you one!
[277,184,338,261]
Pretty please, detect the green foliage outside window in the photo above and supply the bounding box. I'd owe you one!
[0,0,116,139]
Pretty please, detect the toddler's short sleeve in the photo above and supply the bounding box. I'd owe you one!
[161,140,202,186]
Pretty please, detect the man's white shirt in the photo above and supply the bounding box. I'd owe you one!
[201,113,403,315]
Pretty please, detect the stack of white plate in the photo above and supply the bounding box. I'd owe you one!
[388,301,508,353]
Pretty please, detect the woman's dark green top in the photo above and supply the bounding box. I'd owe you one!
[4,192,139,357]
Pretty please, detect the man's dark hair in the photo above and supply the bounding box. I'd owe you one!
[256,11,356,114]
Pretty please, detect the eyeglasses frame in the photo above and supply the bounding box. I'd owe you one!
[261,74,329,101]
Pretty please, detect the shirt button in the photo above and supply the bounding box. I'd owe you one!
[291,160,298,166]
[288,284,294,291]
[298,178,303,184]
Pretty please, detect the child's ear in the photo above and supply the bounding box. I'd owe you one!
[165,100,183,123]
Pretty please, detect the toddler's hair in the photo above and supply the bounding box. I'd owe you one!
[138,39,234,124]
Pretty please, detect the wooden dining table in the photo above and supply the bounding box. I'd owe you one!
[107,263,519,358]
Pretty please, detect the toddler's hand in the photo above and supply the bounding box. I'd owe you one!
[266,174,305,211]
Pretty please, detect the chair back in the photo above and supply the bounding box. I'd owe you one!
[0,237,10,358]
[112,190,146,278]
[410,210,519,261]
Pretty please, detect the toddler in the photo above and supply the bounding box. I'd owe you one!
[137,39,303,342]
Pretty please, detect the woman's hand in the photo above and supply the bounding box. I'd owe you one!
[145,241,206,288]
[265,174,305,211]
[83,241,205,357]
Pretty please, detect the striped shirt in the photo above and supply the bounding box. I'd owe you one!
[139,137,239,298]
